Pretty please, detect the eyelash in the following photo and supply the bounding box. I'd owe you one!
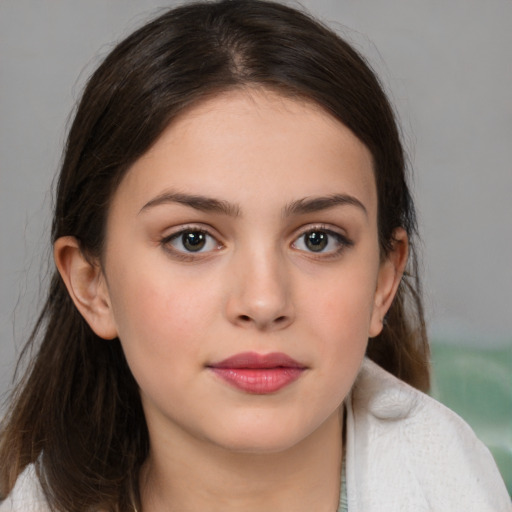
[160,224,353,261]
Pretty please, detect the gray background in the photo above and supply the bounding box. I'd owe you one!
[1,0,511,401]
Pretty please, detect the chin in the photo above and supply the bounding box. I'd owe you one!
[212,433,305,455]
[205,411,336,456]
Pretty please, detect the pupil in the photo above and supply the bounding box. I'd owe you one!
[183,231,206,251]
[306,231,327,252]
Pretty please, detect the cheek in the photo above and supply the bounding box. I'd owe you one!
[308,268,377,342]
[299,263,378,387]
[106,265,219,376]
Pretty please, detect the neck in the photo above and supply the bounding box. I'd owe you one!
[140,407,344,512]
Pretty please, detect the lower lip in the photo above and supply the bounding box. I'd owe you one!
[210,367,304,394]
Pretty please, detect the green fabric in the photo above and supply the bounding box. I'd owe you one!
[430,342,512,496]
[338,457,348,511]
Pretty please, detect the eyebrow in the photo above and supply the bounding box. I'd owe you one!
[139,191,241,217]
[283,194,368,217]
[139,191,367,218]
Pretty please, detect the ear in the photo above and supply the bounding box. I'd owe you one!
[369,228,409,338]
[54,236,118,340]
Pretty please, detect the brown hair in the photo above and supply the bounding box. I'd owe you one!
[0,1,429,510]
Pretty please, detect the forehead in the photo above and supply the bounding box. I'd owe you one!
[112,88,377,219]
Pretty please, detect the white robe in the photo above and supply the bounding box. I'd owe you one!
[343,359,510,511]
[1,359,510,511]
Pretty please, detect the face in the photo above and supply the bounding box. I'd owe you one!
[82,90,403,454]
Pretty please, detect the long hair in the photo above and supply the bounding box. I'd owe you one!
[0,1,429,510]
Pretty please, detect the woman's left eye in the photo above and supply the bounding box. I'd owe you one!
[292,228,352,255]
[164,229,220,254]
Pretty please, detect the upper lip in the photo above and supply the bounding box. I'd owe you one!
[208,351,306,369]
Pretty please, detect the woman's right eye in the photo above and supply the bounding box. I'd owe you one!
[163,229,220,254]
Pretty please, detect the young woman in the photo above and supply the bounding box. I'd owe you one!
[0,1,509,511]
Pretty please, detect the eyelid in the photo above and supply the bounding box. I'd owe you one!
[292,223,350,240]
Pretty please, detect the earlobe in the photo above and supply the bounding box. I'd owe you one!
[53,236,118,340]
[369,228,409,337]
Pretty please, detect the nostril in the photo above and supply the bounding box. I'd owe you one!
[235,314,291,327]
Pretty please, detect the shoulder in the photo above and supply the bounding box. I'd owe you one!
[345,358,511,511]
[0,464,50,512]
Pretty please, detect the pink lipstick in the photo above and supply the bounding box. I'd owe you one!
[208,352,306,394]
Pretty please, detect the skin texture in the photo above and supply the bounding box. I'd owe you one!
[54,89,407,511]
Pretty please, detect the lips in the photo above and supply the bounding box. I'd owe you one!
[207,352,307,394]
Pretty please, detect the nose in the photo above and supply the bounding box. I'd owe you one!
[225,247,295,331]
